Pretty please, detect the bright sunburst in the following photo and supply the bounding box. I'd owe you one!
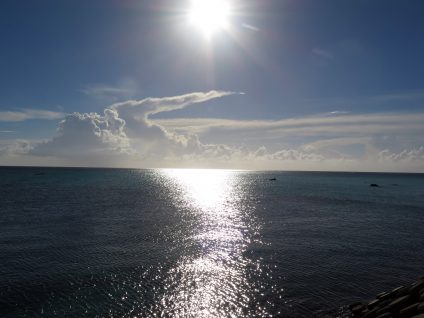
[188,0,231,36]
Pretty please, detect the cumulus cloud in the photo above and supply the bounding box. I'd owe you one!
[31,108,131,159]
[28,91,240,164]
[0,109,65,122]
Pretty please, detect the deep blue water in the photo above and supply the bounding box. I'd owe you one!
[1,167,424,317]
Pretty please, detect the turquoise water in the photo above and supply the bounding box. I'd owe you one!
[1,167,424,317]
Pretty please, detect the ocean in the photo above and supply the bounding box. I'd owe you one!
[1,167,424,317]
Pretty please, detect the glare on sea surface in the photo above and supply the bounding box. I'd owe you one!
[164,168,232,210]
[156,169,266,317]
[188,0,231,37]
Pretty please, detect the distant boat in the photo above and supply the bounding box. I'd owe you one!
[269,178,277,181]
[369,183,379,187]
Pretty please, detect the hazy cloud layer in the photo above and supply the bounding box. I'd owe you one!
[379,147,424,162]
[81,79,139,101]
[153,113,424,135]
[0,109,65,122]
[0,140,33,156]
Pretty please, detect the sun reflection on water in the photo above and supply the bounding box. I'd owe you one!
[164,169,232,210]
[155,169,266,317]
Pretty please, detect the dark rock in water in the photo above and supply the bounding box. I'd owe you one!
[350,302,363,310]
[386,295,410,313]
[376,303,393,316]
[368,298,383,309]
[400,303,420,317]
[350,277,424,318]
[378,288,403,300]
[363,307,379,318]
[409,280,424,297]
[269,178,277,181]
[352,303,366,314]
[397,286,412,298]
[370,183,380,187]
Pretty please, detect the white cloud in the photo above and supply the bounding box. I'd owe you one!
[378,147,424,162]
[151,113,424,155]
[267,149,325,161]
[80,80,139,101]
[0,109,65,122]
[300,137,371,152]
[154,112,424,130]
[328,111,350,115]
[2,91,424,172]
[27,91,240,165]
[241,23,260,32]
[31,109,131,159]
[0,140,33,156]
[107,90,242,155]
[149,111,424,172]
[81,85,133,96]
[109,90,240,117]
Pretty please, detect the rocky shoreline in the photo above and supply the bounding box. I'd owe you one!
[349,277,424,318]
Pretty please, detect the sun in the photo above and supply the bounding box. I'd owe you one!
[188,0,231,36]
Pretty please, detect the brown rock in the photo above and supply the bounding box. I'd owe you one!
[376,305,392,316]
[410,280,424,297]
[352,303,366,314]
[368,298,382,309]
[377,296,411,316]
[350,278,424,318]
[375,299,392,311]
[363,307,379,318]
[388,295,411,310]
[399,303,419,318]
[378,290,397,301]
[396,286,411,298]
[392,286,406,294]
[350,302,363,310]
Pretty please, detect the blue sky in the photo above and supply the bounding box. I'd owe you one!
[1,0,424,171]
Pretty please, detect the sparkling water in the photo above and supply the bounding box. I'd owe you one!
[1,167,424,317]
